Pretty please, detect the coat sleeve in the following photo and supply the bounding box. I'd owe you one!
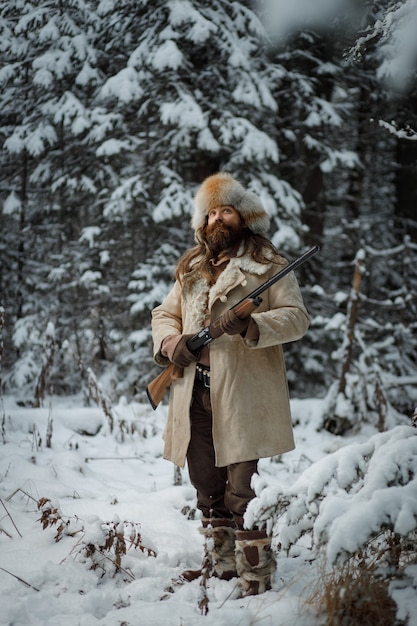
[151,280,183,366]
[244,269,310,349]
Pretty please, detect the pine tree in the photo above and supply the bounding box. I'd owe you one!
[0,0,116,393]
[94,0,306,398]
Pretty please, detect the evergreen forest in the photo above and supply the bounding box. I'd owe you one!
[1,0,416,434]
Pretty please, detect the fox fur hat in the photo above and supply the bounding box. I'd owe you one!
[192,172,270,235]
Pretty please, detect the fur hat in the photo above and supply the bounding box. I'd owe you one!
[192,172,270,235]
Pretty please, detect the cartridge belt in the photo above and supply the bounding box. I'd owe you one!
[195,364,211,388]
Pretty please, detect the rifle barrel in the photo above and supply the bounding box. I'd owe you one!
[231,245,320,309]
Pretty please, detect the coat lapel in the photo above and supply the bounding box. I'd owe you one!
[184,253,274,331]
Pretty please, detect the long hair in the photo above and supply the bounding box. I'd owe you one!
[175,225,280,285]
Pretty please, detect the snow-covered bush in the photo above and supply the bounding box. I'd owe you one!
[248,425,417,564]
[248,424,417,623]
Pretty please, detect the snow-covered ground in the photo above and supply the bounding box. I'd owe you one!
[0,394,415,626]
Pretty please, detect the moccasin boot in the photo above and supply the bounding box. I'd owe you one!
[235,529,276,596]
[181,518,237,582]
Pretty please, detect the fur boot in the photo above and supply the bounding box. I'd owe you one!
[181,518,237,582]
[235,530,276,596]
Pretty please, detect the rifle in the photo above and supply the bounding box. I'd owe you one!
[146,244,319,409]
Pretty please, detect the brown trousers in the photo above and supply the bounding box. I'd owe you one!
[186,379,258,528]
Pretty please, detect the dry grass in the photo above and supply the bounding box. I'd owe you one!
[307,531,416,626]
[37,496,156,578]
[309,560,397,625]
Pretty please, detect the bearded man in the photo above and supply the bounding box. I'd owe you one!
[151,172,310,595]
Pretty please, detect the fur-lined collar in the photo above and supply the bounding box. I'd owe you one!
[183,251,276,331]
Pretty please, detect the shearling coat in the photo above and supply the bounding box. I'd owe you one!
[151,250,310,468]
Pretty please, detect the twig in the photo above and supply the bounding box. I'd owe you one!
[217,581,240,608]
[0,498,22,537]
[0,567,40,592]
[102,554,136,580]
[6,488,37,503]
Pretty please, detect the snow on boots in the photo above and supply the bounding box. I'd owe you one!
[235,529,276,596]
[181,518,237,582]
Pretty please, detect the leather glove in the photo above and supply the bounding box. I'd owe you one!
[219,310,251,336]
[170,334,199,368]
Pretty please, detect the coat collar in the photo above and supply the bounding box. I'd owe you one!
[183,250,274,331]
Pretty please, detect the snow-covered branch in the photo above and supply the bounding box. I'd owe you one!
[248,425,417,564]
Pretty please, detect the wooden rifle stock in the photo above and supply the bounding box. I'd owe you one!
[146,363,183,410]
[146,244,320,409]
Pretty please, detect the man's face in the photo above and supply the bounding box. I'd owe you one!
[205,206,244,254]
[207,205,242,229]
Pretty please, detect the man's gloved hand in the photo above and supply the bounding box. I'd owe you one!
[219,310,251,336]
[170,334,199,368]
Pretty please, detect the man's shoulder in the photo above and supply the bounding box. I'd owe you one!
[247,244,288,268]
[236,249,283,277]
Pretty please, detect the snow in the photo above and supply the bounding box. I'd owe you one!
[232,76,266,110]
[3,191,22,216]
[2,393,415,625]
[39,18,60,43]
[220,118,279,162]
[167,0,217,44]
[79,227,101,249]
[374,0,417,92]
[320,149,360,173]
[197,128,221,153]
[379,119,417,141]
[79,270,102,287]
[305,98,342,128]
[249,424,417,565]
[152,40,184,71]
[32,49,73,81]
[100,68,144,104]
[76,62,101,87]
[160,94,206,130]
[96,139,133,157]
[4,123,58,157]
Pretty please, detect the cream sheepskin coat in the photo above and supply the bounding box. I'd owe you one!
[151,250,310,468]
